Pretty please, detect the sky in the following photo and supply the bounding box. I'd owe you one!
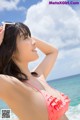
[0,0,80,81]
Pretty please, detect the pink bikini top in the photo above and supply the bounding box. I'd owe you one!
[27,82,71,120]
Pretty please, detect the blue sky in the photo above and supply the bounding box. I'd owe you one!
[0,0,80,81]
[0,0,42,22]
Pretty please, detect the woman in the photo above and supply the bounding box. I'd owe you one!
[0,22,70,120]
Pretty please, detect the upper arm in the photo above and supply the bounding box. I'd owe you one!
[0,75,32,100]
[0,75,13,99]
[33,49,58,80]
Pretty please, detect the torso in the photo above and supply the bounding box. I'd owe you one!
[24,75,63,99]
[3,74,68,120]
[22,74,64,120]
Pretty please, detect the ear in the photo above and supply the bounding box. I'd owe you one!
[12,53,15,59]
[11,55,16,63]
[11,51,17,62]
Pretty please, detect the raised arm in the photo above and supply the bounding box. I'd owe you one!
[0,75,33,120]
[32,36,58,80]
[0,74,32,100]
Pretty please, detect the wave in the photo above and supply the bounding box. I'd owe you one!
[66,104,80,120]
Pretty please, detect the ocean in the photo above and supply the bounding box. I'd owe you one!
[0,74,80,120]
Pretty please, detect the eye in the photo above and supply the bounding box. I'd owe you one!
[23,36,28,40]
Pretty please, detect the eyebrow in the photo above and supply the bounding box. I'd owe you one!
[20,32,29,37]
[19,34,29,41]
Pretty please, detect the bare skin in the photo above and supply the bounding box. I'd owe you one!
[23,75,69,120]
[0,74,69,120]
[0,31,69,120]
[58,114,69,120]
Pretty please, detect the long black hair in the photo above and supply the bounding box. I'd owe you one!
[0,22,38,82]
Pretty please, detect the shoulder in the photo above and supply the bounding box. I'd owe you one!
[0,75,33,98]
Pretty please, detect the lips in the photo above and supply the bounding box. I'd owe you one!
[32,49,37,52]
[32,47,37,52]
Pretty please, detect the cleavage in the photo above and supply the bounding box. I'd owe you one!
[25,79,63,101]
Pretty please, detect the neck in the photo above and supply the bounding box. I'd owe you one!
[14,60,33,79]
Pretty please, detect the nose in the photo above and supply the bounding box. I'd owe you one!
[32,39,36,45]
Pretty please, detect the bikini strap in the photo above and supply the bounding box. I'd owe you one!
[26,82,43,94]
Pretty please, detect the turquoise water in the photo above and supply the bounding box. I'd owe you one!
[0,74,80,120]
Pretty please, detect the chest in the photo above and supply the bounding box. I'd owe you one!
[24,77,63,101]
[23,77,65,120]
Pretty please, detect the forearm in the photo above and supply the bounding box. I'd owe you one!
[32,36,58,55]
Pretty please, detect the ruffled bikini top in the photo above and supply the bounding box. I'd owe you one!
[26,81,71,120]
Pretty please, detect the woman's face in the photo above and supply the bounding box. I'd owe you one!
[12,32,39,63]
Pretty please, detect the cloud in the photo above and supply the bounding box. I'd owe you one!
[24,0,80,79]
[58,47,80,61]
[24,0,80,49]
[47,47,80,80]
[0,0,25,11]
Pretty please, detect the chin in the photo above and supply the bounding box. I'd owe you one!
[30,54,39,61]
